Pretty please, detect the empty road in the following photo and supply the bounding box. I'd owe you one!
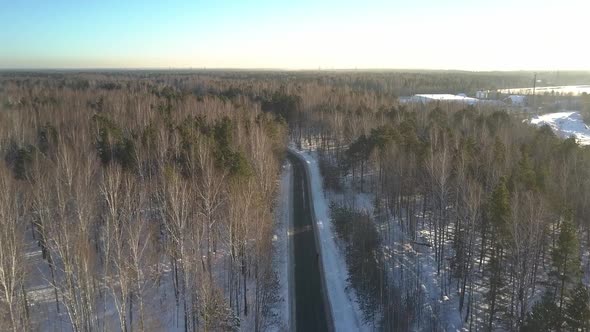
[287,152,330,332]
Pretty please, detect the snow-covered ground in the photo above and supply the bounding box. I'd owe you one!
[25,173,291,332]
[289,147,370,332]
[297,138,489,330]
[529,111,590,145]
[296,136,561,331]
[400,94,479,105]
[270,161,292,332]
[498,85,590,96]
[331,173,465,331]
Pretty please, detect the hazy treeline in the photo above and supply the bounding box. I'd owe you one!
[3,69,588,99]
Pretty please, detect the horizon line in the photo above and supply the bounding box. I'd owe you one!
[1,67,590,73]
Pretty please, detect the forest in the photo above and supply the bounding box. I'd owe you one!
[0,72,287,331]
[1,70,590,331]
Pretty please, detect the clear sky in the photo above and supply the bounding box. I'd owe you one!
[0,0,588,70]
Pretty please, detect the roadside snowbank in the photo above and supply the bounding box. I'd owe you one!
[270,161,292,331]
[289,147,368,332]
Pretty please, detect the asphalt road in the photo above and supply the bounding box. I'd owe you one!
[287,153,330,332]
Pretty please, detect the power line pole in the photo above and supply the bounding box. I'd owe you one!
[532,73,537,114]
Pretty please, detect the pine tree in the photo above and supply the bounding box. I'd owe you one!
[565,284,590,331]
[516,147,538,191]
[489,177,510,242]
[521,291,561,332]
[487,177,510,330]
[486,254,504,331]
[551,218,580,313]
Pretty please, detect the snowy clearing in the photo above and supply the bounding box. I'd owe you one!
[498,85,590,96]
[400,94,479,105]
[529,111,590,145]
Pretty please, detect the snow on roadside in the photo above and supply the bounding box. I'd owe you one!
[529,111,590,145]
[269,161,292,332]
[289,146,369,332]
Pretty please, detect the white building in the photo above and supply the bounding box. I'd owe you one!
[476,90,489,99]
[505,95,527,106]
[413,94,479,105]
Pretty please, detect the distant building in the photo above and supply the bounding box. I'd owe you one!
[505,95,527,106]
[476,90,489,99]
[399,94,506,107]
[413,94,479,105]
[478,99,506,107]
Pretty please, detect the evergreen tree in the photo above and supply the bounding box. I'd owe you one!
[493,136,506,166]
[521,291,561,332]
[551,217,581,314]
[515,147,538,191]
[565,284,590,331]
[489,177,510,244]
[346,134,373,191]
[486,254,505,331]
[487,177,510,330]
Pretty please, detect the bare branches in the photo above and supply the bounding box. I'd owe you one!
[0,166,28,332]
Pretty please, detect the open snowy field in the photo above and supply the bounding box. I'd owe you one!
[498,85,590,96]
[529,111,590,145]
